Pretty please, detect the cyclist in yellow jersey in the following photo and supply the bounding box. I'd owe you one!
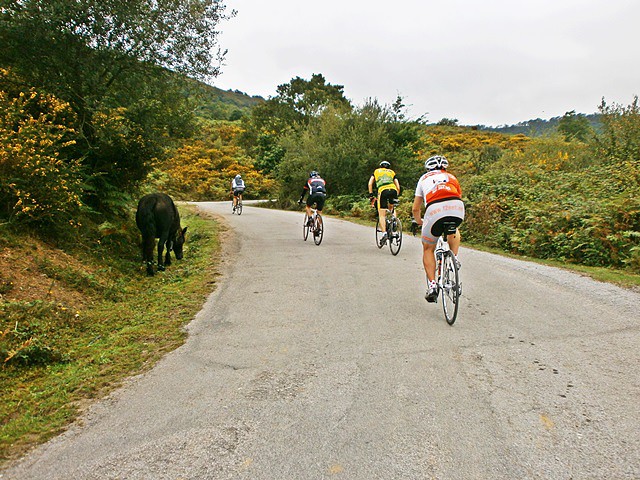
[368,160,401,246]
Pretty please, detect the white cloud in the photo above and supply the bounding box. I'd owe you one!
[213,0,640,126]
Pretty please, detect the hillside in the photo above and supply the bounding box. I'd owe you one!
[479,113,602,136]
[188,79,265,121]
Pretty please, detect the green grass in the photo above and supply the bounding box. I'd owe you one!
[0,206,222,464]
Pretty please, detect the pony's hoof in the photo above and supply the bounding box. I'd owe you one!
[157,264,165,271]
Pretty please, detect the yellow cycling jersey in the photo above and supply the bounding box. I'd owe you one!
[373,168,398,193]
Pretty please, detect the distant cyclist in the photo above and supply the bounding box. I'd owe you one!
[298,171,327,225]
[231,174,245,212]
[368,160,401,246]
[411,155,465,302]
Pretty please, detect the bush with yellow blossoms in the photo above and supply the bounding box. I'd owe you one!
[0,69,84,231]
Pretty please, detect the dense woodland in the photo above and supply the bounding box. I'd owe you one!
[1,1,638,274]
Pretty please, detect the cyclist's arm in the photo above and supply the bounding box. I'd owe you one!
[412,195,424,225]
[394,178,400,195]
[368,175,376,194]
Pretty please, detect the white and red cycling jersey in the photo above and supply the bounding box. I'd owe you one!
[415,169,464,244]
[414,170,462,206]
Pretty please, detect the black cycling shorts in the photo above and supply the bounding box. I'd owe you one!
[378,189,398,209]
[233,188,245,197]
[307,193,326,211]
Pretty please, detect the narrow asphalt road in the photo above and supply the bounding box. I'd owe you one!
[3,202,639,479]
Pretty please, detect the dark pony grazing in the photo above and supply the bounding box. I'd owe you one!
[136,193,187,276]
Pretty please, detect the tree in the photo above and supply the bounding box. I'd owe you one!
[594,97,640,162]
[241,73,352,174]
[0,0,233,210]
[557,110,592,142]
[275,99,422,198]
[437,118,459,127]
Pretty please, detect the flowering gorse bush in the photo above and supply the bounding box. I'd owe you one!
[0,69,84,230]
[159,121,277,201]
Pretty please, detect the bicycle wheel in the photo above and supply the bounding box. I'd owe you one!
[441,251,460,325]
[303,214,310,241]
[389,217,402,256]
[375,218,384,249]
[313,214,324,245]
[237,202,243,215]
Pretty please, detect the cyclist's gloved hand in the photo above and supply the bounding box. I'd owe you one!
[411,219,419,235]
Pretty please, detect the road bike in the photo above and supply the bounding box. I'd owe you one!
[433,221,462,325]
[303,205,323,245]
[232,196,243,215]
[375,199,402,255]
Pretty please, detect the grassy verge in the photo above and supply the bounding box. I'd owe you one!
[463,241,640,290]
[0,206,223,464]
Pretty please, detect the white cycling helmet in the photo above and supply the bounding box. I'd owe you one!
[379,160,391,168]
[235,174,242,179]
[424,155,449,171]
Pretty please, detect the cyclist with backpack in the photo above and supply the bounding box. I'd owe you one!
[231,174,245,212]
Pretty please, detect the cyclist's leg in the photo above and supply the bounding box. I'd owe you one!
[305,195,313,218]
[448,229,461,255]
[378,191,388,233]
[422,242,437,282]
[305,194,317,223]
[443,200,465,255]
[421,206,441,282]
[386,189,398,215]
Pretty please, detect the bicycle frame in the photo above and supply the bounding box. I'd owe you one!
[434,224,461,325]
[375,199,402,255]
[303,204,323,245]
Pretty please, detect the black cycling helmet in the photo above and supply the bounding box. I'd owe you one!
[425,155,449,171]
[379,160,391,168]
[309,171,319,178]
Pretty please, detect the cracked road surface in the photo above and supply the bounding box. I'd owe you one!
[3,202,639,479]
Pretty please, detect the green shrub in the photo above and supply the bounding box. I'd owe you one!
[0,69,84,232]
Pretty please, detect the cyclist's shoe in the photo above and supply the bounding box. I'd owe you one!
[379,232,388,247]
[425,281,438,303]
[425,287,438,303]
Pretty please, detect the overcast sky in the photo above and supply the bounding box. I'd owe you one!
[212,0,640,126]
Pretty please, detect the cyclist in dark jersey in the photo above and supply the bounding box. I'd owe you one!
[298,171,327,225]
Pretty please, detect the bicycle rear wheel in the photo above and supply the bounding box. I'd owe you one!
[441,251,460,325]
[237,202,243,215]
[303,214,310,241]
[389,217,402,255]
[375,218,384,249]
[313,214,324,245]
